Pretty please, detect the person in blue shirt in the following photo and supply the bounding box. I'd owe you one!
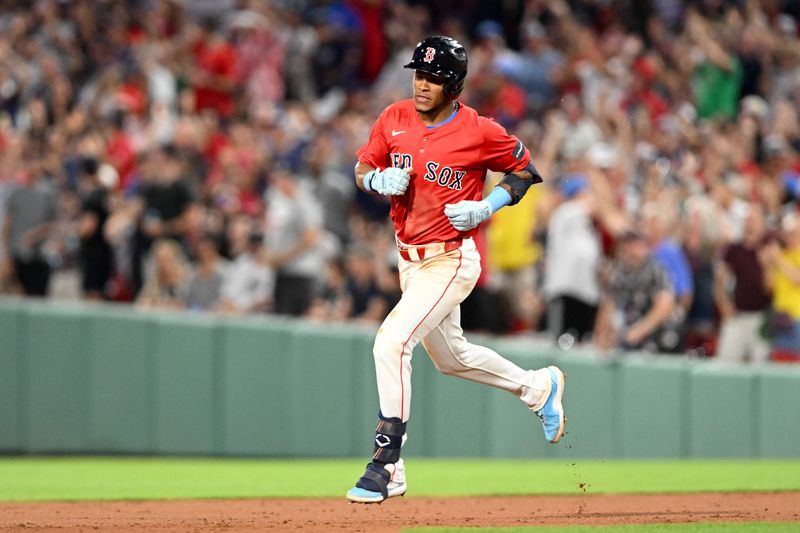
[496,21,564,114]
[641,203,694,352]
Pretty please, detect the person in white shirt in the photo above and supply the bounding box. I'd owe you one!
[543,174,602,345]
[218,215,273,314]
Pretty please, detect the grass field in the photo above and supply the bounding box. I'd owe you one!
[0,457,800,533]
[1,457,799,501]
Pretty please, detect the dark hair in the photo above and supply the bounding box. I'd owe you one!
[160,143,179,159]
[81,156,99,176]
[248,231,264,244]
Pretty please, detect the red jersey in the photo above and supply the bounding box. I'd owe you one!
[357,100,531,244]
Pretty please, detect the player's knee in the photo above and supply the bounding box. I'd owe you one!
[422,342,462,376]
[431,355,459,376]
[373,329,405,362]
[435,361,461,376]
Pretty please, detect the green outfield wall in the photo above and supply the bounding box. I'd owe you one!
[1,297,799,458]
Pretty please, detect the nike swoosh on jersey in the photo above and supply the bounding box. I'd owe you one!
[392,130,406,136]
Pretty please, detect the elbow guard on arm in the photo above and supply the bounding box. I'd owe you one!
[499,161,543,206]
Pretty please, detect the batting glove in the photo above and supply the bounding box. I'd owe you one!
[444,200,492,231]
[365,167,411,196]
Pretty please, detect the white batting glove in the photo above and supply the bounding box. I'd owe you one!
[444,200,492,231]
[365,167,412,196]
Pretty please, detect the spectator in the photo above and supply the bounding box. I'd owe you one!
[217,215,273,314]
[487,112,565,333]
[136,238,189,309]
[542,144,629,345]
[682,197,720,355]
[310,2,363,95]
[300,133,353,246]
[503,20,564,114]
[473,63,527,130]
[468,20,518,81]
[485,167,544,333]
[206,121,265,219]
[621,55,669,122]
[43,183,83,300]
[344,244,390,323]
[307,255,351,322]
[641,202,694,352]
[104,111,137,190]
[263,166,325,317]
[190,19,238,119]
[557,94,603,161]
[713,203,773,364]
[2,156,57,296]
[761,212,800,358]
[131,145,193,293]
[542,174,602,345]
[594,231,674,352]
[76,156,113,300]
[282,7,319,103]
[686,10,743,121]
[185,233,226,311]
[229,6,287,107]
[485,117,555,333]
[351,0,389,83]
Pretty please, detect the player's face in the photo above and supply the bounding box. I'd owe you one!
[413,70,449,114]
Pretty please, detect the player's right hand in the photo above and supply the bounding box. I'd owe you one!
[366,167,412,195]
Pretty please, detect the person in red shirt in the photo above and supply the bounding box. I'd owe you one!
[192,21,238,119]
[105,111,137,190]
[346,36,567,504]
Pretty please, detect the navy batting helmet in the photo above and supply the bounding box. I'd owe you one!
[404,36,468,98]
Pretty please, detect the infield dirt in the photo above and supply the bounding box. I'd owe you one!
[1,492,799,531]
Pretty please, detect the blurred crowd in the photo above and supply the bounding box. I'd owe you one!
[1,0,799,362]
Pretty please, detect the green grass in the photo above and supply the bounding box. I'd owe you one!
[407,525,800,533]
[0,457,799,501]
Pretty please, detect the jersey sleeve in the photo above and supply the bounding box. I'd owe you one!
[479,117,531,173]
[356,109,391,169]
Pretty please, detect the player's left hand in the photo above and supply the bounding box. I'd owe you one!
[444,200,492,231]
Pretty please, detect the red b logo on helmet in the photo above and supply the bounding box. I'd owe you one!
[423,47,436,63]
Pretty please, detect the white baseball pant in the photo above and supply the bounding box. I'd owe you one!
[373,237,551,422]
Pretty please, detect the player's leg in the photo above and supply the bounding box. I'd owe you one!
[374,246,480,422]
[421,304,566,443]
[421,304,543,399]
[347,246,479,503]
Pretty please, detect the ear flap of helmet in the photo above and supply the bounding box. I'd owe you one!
[444,77,465,98]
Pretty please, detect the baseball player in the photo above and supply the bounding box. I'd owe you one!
[346,36,566,504]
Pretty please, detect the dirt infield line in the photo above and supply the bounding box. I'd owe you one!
[1,491,799,532]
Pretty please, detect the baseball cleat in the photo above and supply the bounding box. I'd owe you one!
[535,366,566,443]
[346,459,407,503]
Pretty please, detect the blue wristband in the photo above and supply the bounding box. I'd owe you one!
[363,170,378,193]
[485,187,513,214]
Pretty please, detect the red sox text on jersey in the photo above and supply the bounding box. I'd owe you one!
[389,153,465,191]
